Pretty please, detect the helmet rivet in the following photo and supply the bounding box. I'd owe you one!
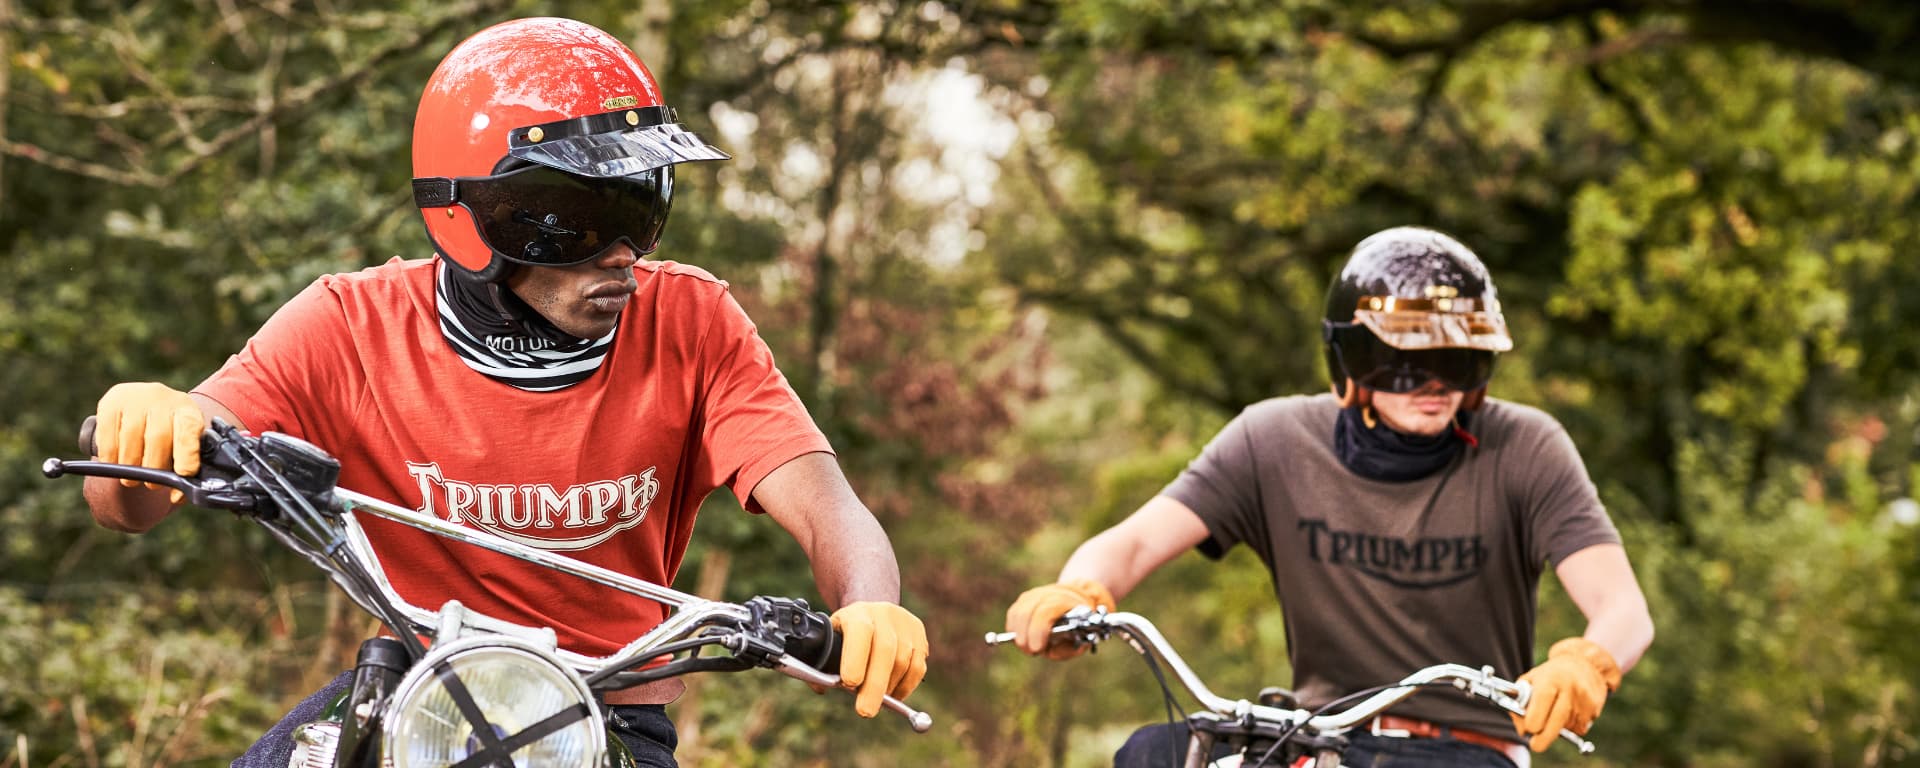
[527,126,545,143]
[626,110,640,126]
[445,209,456,219]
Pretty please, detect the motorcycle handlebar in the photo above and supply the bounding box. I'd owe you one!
[51,421,935,734]
[987,609,1592,754]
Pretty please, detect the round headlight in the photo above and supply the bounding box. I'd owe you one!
[383,636,604,768]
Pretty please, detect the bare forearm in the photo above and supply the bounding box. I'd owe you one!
[803,510,902,608]
[1557,543,1655,673]
[1583,595,1654,673]
[1058,530,1154,600]
[1058,495,1213,602]
[756,452,902,609]
[84,476,177,533]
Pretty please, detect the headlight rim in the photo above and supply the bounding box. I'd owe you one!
[381,633,606,768]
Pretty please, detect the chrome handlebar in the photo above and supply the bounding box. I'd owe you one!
[44,433,933,733]
[332,488,933,732]
[986,607,1590,753]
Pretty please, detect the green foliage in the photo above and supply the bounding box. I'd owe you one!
[0,587,290,764]
[4,0,1919,765]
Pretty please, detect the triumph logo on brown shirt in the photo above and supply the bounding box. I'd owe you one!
[1297,519,1486,588]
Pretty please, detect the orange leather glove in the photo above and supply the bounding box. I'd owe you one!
[829,602,929,718]
[1003,579,1115,659]
[94,382,205,504]
[1512,637,1622,752]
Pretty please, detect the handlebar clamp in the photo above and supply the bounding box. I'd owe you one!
[744,596,841,672]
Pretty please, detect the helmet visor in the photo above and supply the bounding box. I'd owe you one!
[1351,296,1512,352]
[1328,323,1496,393]
[505,107,730,179]
[512,123,731,178]
[431,164,674,267]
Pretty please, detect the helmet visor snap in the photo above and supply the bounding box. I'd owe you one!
[421,164,674,267]
[1350,296,1512,353]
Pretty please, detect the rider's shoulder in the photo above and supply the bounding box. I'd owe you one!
[310,256,430,294]
[1473,397,1573,442]
[636,259,731,290]
[1237,393,1340,428]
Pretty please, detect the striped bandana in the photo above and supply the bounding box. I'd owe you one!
[434,261,614,391]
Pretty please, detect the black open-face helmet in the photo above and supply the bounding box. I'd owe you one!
[1322,227,1512,408]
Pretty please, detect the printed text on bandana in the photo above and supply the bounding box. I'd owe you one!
[407,462,660,551]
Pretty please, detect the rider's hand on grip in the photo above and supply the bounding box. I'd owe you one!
[94,382,204,504]
[1512,636,1620,752]
[1004,579,1114,659]
[830,602,929,718]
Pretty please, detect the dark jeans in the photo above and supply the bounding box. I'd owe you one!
[231,671,679,767]
[1115,722,1519,768]
[607,704,678,767]
[232,671,354,768]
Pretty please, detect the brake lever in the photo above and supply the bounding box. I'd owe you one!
[1469,672,1595,754]
[983,605,1111,649]
[40,458,265,511]
[770,654,934,733]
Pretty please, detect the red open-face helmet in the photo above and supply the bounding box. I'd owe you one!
[412,17,728,281]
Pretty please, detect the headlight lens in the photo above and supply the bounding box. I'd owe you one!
[384,638,603,768]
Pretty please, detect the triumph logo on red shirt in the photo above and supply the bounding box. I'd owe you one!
[406,462,660,551]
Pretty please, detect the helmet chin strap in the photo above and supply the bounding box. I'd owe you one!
[481,274,535,334]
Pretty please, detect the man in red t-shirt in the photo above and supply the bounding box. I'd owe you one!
[81,17,927,767]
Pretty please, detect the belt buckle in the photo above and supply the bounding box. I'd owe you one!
[1369,718,1412,738]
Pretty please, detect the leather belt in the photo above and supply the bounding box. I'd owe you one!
[1369,715,1529,767]
[599,677,685,706]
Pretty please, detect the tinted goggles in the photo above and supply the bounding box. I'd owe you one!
[1326,322,1495,393]
[413,164,674,267]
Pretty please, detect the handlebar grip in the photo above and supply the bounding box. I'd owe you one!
[785,612,843,673]
[79,415,98,457]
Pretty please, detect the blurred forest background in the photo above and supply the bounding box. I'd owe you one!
[3,0,1919,765]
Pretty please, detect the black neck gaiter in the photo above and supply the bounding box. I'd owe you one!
[434,261,614,392]
[1332,406,1469,482]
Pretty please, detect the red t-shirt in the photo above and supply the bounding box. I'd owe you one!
[196,256,831,656]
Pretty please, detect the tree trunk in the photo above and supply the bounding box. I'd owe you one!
[0,0,13,215]
[805,68,856,418]
[632,0,673,83]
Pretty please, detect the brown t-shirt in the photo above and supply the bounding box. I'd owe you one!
[1164,393,1619,742]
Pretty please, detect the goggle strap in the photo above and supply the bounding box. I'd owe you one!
[412,177,459,208]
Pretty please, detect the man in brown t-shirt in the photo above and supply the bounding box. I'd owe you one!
[1005,227,1654,767]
